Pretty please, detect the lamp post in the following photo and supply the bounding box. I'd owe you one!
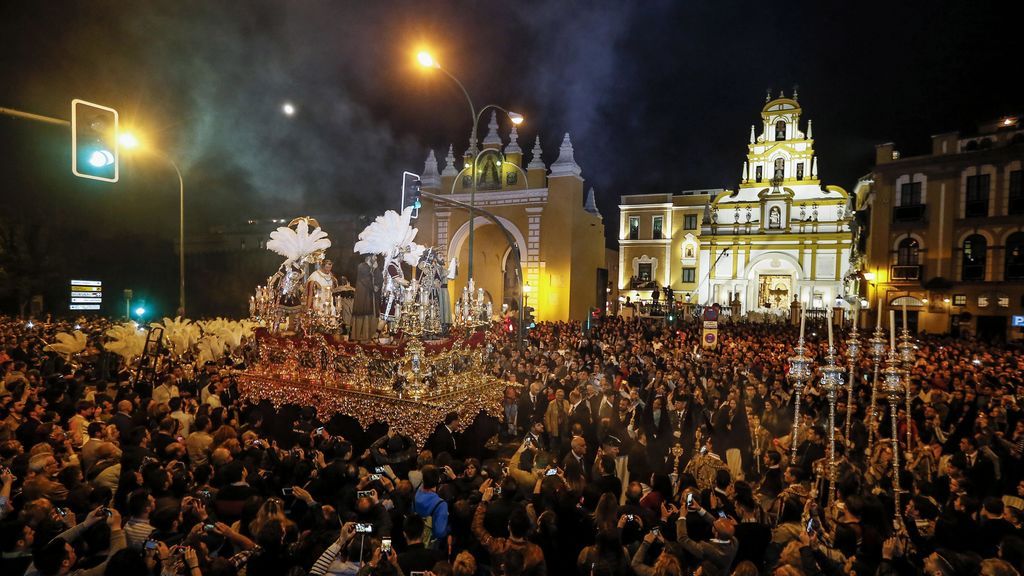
[819,308,845,502]
[417,50,523,283]
[787,308,812,461]
[844,308,861,446]
[120,133,187,317]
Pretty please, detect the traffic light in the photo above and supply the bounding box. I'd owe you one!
[523,306,536,330]
[71,99,119,182]
[409,179,422,218]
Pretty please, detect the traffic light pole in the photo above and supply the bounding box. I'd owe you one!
[0,106,70,126]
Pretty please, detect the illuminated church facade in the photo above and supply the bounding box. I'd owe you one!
[619,91,855,313]
[415,113,607,322]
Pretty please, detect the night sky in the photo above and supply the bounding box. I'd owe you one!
[1,1,1020,314]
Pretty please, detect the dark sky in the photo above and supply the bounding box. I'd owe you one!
[1,1,1020,312]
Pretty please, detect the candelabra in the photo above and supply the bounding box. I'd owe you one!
[819,344,845,501]
[881,348,906,530]
[787,337,813,461]
[844,325,861,447]
[453,278,491,330]
[897,329,916,452]
[866,325,887,455]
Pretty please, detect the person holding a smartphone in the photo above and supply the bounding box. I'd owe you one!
[675,491,739,576]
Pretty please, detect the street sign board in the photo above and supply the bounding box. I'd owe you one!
[70,279,102,311]
[1013,315,1024,328]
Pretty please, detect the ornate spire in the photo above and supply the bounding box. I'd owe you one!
[421,149,440,188]
[527,136,545,170]
[441,144,459,177]
[749,124,756,144]
[806,119,813,139]
[482,110,502,147]
[765,89,771,103]
[550,133,582,177]
[584,187,600,216]
[743,161,749,182]
[792,84,799,101]
[504,124,522,155]
[778,89,785,99]
[811,156,819,177]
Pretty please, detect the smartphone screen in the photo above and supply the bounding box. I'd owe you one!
[381,538,392,555]
[281,487,293,496]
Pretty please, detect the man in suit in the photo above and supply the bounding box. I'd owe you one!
[109,399,136,440]
[958,435,996,497]
[567,389,592,434]
[429,412,460,457]
[796,425,827,476]
[517,382,547,433]
[563,435,591,471]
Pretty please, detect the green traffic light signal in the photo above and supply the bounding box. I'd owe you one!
[71,99,119,182]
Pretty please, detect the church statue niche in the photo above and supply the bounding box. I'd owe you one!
[768,206,781,229]
[685,246,694,259]
[476,150,503,190]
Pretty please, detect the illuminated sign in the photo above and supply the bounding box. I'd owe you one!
[1013,315,1024,328]
[70,279,102,311]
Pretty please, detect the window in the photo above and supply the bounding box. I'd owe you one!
[684,214,698,230]
[1006,232,1024,280]
[1010,170,1023,215]
[965,174,990,217]
[998,296,1010,308]
[755,165,763,183]
[773,158,785,181]
[962,234,987,281]
[796,162,804,180]
[638,263,652,282]
[900,181,922,206]
[652,216,664,240]
[896,238,919,265]
[682,268,696,283]
[953,294,967,306]
[628,217,640,240]
[775,120,787,141]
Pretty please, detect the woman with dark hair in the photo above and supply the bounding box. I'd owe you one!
[639,473,673,513]
[577,528,630,576]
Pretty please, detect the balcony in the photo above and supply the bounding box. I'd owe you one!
[891,265,922,282]
[892,204,926,223]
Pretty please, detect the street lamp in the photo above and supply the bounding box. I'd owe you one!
[120,131,187,317]
[417,49,524,282]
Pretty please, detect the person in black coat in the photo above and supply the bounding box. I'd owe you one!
[427,412,460,458]
[517,382,548,433]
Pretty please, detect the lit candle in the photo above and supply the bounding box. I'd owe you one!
[877,296,883,329]
[827,307,834,349]
[799,304,806,341]
[889,310,896,350]
[853,301,859,330]
[902,300,908,333]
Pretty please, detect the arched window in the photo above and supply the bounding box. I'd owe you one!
[1006,232,1024,280]
[962,234,987,281]
[773,158,785,181]
[897,238,919,265]
[775,120,787,141]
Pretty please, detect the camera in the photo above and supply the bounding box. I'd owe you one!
[204,524,216,533]
[101,507,113,518]
[144,539,159,551]
[355,523,373,533]
[369,474,381,481]
[381,538,392,555]
[686,493,695,507]
[315,426,325,435]
[281,488,294,496]
[494,486,502,496]
[625,514,635,522]
[374,467,385,474]
[545,468,558,476]
[717,510,727,519]
[357,490,373,499]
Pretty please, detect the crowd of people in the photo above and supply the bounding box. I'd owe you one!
[1,313,1023,576]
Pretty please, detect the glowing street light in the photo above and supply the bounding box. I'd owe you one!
[417,51,438,68]
[508,111,524,125]
[135,306,146,318]
[282,102,296,116]
[118,132,139,149]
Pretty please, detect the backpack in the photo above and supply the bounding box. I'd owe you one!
[419,498,444,547]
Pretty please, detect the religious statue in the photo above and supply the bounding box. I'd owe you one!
[418,248,451,332]
[351,255,380,342]
[769,206,781,229]
[336,275,355,332]
[306,258,340,318]
[353,206,425,334]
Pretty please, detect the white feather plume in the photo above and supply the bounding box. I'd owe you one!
[196,334,225,366]
[354,206,421,257]
[103,323,147,362]
[48,331,88,358]
[266,218,331,264]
